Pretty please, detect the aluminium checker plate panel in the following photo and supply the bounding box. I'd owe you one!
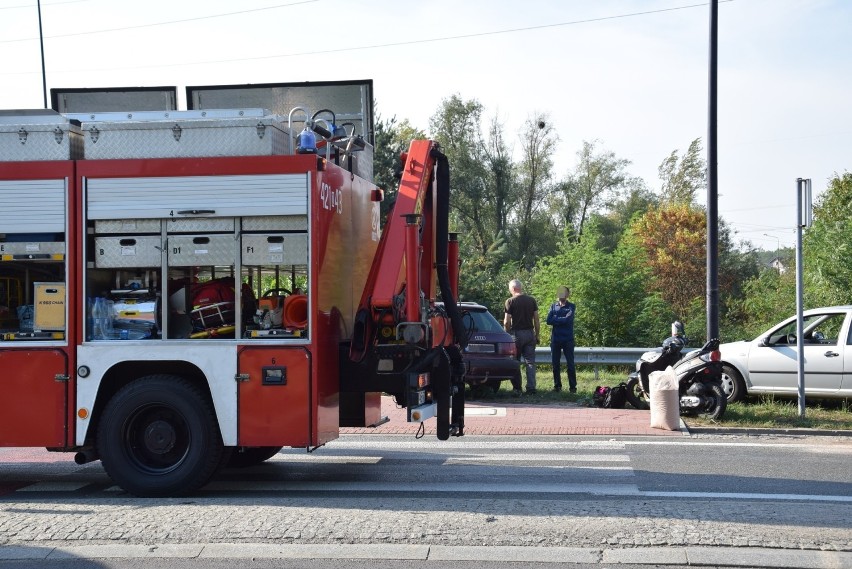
[241,215,308,232]
[81,115,291,159]
[167,234,235,267]
[241,233,307,266]
[0,123,83,161]
[94,235,163,268]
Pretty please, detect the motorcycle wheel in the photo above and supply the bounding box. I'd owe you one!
[696,383,727,420]
[625,377,649,410]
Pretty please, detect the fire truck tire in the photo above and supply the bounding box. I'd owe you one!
[96,375,224,497]
[227,446,283,468]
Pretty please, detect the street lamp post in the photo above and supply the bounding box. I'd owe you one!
[706,0,720,342]
[763,233,780,254]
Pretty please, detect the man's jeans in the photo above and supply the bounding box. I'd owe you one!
[551,339,576,390]
[514,329,537,391]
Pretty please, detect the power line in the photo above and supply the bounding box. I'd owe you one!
[0,0,318,43]
[0,0,733,72]
[722,204,793,213]
[0,0,88,10]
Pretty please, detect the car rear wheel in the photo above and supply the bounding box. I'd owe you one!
[720,364,746,403]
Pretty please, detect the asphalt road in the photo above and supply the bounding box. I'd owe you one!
[0,434,850,566]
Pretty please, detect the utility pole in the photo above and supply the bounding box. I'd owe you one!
[706,0,720,341]
[37,0,48,108]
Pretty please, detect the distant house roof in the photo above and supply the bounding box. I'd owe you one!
[769,256,787,274]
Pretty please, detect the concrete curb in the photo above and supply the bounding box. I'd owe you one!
[685,426,852,437]
[1,543,850,567]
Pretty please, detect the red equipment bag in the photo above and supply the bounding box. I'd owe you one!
[190,278,255,330]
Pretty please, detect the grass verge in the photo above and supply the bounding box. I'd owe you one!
[686,396,852,430]
[468,369,852,431]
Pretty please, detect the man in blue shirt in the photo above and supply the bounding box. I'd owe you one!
[546,286,576,392]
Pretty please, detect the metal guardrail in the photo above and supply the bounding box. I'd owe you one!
[532,346,697,379]
[533,346,647,380]
[533,346,647,366]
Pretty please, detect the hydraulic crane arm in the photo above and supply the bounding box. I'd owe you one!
[347,140,466,440]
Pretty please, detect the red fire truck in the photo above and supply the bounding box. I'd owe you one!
[0,94,467,496]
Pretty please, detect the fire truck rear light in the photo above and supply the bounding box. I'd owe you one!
[77,408,89,419]
[417,373,429,388]
[411,410,422,421]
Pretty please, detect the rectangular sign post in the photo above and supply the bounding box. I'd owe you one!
[795,178,812,419]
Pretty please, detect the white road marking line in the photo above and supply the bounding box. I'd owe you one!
[316,441,628,450]
[441,463,635,475]
[637,490,852,503]
[464,407,507,417]
[625,441,852,450]
[444,454,629,463]
[201,480,641,494]
[267,455,383,464]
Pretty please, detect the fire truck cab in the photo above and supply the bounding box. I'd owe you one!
[0,84,466,496]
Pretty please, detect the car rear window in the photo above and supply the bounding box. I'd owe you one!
[465,309,504,333]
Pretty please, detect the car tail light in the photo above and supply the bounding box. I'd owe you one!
[710,350,721,361]
[497,342,516,357]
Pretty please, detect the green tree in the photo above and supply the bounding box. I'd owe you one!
[591,182,657,253]
[658,138,706,205]
[736,268,796,340]
[559,140,633,242]
[516,113,558,268]
[372,114,425,219]
[429,95,491,257]
[803,172,852,306]
[482,115,518,237]
[532,221,669,347]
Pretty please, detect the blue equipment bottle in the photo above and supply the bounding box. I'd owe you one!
[297,126,317,154]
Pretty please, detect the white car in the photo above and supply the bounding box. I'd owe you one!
[718,306,852,402]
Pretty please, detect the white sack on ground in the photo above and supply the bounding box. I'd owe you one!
[649,366,679,431]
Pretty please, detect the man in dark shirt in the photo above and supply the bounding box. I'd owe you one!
[503,279,540,394]
[546,286,576,392]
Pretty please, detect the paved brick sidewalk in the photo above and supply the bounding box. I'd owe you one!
[341,396,684,436]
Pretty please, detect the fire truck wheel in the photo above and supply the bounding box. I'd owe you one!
[96,375,224,497]
[227,446,284,468]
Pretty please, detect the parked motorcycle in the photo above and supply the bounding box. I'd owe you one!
[625,335,727,420]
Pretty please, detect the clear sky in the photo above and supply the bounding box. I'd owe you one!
[1,0,849,251]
